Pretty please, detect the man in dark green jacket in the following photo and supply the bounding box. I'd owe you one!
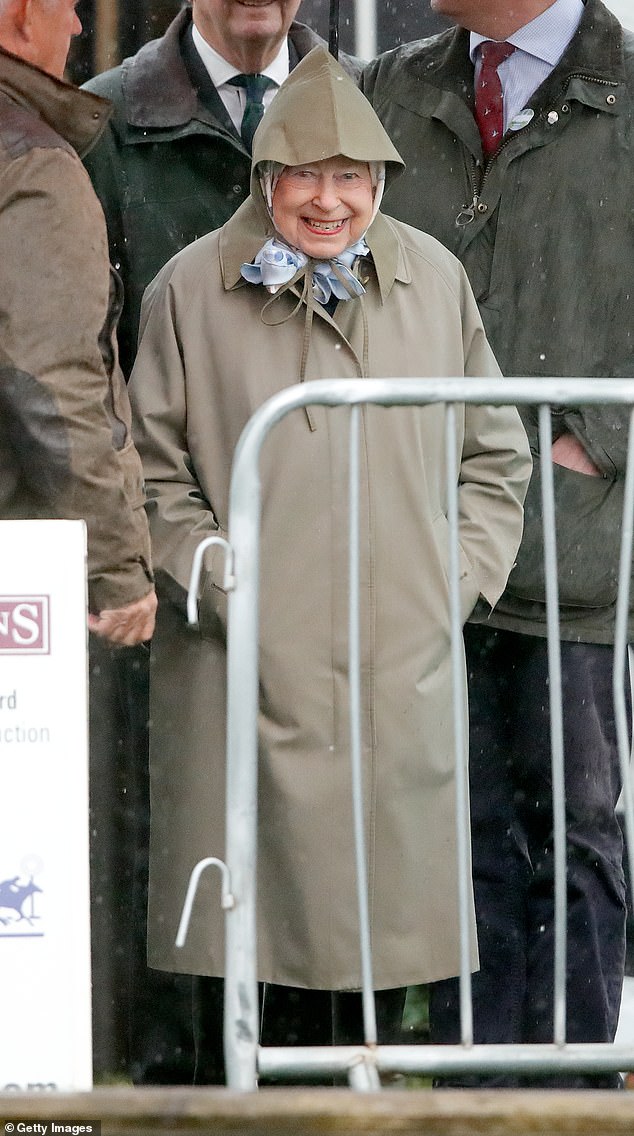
[81,0,360,1085]
[363,0,634,1086]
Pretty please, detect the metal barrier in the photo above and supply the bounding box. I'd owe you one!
[178,376,634,1091]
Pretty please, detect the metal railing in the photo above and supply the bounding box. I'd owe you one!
[178,376,634,1091]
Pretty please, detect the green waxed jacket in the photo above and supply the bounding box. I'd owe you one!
[362,0,634,644]
[82,6,361,376]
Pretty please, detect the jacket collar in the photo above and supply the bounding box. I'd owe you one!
[120,7,340,130]
[527,0,625,106]
[0,45,111,157]
[219,197,410,303]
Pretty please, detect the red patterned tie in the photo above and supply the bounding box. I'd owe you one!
[475,41,516,159]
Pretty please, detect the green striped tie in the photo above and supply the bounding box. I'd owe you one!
[228,73,276,153]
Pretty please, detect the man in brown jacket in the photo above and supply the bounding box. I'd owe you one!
[0,0,156,639]
[0,0,157,1077]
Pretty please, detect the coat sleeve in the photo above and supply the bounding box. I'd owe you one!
[455,268,533,613]
[0,147,153,612]
[129,266,226,630]
[0,350,72,511]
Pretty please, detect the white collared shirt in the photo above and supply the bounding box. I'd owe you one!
[470,0,585,132]
[191,23,289,131]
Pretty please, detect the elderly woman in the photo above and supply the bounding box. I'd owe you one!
[130,48,531,1055]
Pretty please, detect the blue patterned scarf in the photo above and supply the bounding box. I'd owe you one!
[241,236,369,303]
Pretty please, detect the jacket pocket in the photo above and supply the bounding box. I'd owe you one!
[505,463,623,609]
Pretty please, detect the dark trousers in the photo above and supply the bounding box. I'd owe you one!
[429,625,628,1088]
[260,985,406,1048]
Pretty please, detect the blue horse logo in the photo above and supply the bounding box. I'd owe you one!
[0,875,42,926]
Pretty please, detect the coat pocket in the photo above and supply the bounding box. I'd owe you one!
[505,462,623,609]
[432,511,481,624]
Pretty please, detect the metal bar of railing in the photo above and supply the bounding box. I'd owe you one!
[538,405,567,1045]
[445,403,474,1047]
[258,1042,634,1080]
[222,430,263,1091]
[347,407,379,1058]
[180,375,634,1089]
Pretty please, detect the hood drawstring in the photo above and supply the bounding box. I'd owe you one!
[258,258,369,430]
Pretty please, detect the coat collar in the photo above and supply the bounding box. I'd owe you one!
[218,197,410,304]
[120,7,357,130]
[0,46,111,157]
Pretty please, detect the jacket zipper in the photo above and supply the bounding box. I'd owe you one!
[455,129,516,227]
[455,73,619,228]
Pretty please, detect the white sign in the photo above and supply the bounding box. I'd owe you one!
[0,521,92,1092]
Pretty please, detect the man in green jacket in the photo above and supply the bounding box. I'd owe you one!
[362,0,633,1087]
[81,0,360,1085]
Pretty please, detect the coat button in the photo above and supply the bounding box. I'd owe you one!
[606,94,617,105]
[477,202,488,214]
[547,110,559,125]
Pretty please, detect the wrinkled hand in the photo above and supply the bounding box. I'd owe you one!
[88,589,157,646]
[551,433,601,476]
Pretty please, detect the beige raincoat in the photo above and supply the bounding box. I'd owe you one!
[130,49,531,989]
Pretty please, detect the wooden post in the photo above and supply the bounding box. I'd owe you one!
[94,0,119,75]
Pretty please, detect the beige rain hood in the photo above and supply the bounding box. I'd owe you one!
[249,46,404,225]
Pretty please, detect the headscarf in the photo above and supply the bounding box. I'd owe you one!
[234,47,405,395]
[241,160,386,302]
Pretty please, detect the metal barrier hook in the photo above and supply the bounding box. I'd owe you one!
[175,856,235,948]
[187,534,236,626]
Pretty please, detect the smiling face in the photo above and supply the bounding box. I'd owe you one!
[272,157,375,259]
[192,0,302,71]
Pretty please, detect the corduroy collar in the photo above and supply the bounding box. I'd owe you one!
[0,45,111,157]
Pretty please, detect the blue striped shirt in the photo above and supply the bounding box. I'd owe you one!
[470,0,585,132]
